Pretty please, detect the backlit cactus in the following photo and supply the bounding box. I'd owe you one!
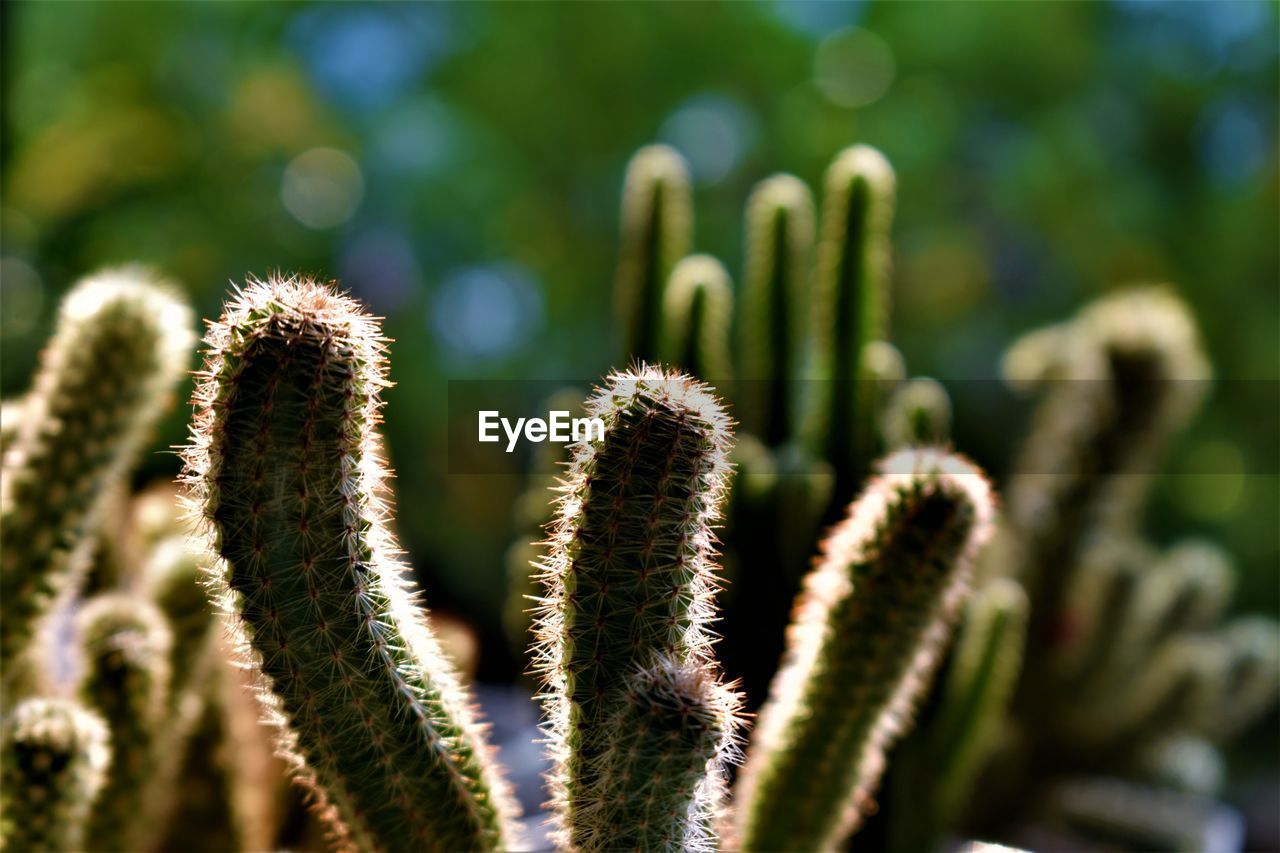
[802,145,896,504]
[661,254,734,383]
[735,448,995,851]
[77,594,173,853]
[0,698,110,853]
[182,275,519,851]
[616,145,693,363]
[0,269,192,674]
[739,174,814,445]
[533,366,738,851]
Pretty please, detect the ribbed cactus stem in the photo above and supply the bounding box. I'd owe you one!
[1,698,110,853]
[534,366,735,851]
[739,174,815,445]
[181,275,518,851]
[1001,287,1210,649]
[802,145,895,501]
[77,594,173,853]
[661,254,734,382]
[735,448,995,851]
[881,377,952,449]
[0,269,192,673]
[615,145,693,362]
[584,658,740,852]
[928,578,1028,826]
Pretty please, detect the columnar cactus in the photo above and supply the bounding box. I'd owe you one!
[587,657,739,852]
[661,254,734,383]
[735,448,995,852]
[0,269,192,674]
[0,698,110,853]
[802,145,896,503]
[881,377,953,450]
[615,145,693,362]
[181,275,519,851]
[533,366,738,851]
[77,594,173,853]
[739,174,815,446]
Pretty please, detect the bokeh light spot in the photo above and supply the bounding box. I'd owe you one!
[430,265,543,365]
[1174,440,1246,520]
[282,148,365,230]
[0,258,45,337]
[814,27,896,109]
[659,94,755,185]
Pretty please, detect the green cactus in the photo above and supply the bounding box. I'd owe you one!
[801,145,896,504]
[615,145,693,362]
[533,365,737,851]
[182,274,519,851]
[881,377,953,450]
[583,657,740,852]
[661,254,734,382]
[77,594,173,853]
[735,448,995,852]
[0,269,192,674]
[739,173,815,446]
[1,697,111,853]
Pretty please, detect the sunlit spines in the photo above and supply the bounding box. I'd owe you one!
[739,173,815,445]
[1205,617,1280,741]
[0,698,110,853]
[0,269,193,673]
[77,594,173,853]
[533,365,734,850]
[801,145,896,502]
[581,658,742,853]
[615,145,694,362]
[735,448,995,852]
[661,254,734,383]
[181,274,519,851]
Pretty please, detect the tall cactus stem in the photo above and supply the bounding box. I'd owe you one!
[739,174,815,445]
[533,365,736,851]
[735,448,994,852]
[0,269,192,673]
[801,145,895,502]
[615,146,693,362]
[181,274,519,851]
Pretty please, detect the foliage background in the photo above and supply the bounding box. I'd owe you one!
[2,0,1276,707]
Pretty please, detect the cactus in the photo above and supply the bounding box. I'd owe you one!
[0,397,25,460]
[533,366,737,851]
[0,269,192,674]
[801,145,896,504]
[661,254,734,382]
[0,698,111,853]
[735,448,995,852]
[583,657,740,852]
[182,274,519,851]
[615,145,693,362]
[77,594,173,853]
[881,377,953,449]
[739,174,815,446]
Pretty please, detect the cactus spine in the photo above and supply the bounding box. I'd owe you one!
[0,269,192,674]
[77,594,173,853]
[739,174,815,445]
[1,698,110,853]
[735,448,995,851]
[802,146,895,504]
[182,275,518,851]
[615,146,693,362]
[534,366,738,852]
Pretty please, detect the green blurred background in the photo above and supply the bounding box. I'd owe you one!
[2,0,1276,679]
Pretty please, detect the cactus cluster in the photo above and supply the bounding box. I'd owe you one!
[3,142,1276,853]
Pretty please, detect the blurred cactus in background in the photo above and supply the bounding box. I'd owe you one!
[1,132,1276,853]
